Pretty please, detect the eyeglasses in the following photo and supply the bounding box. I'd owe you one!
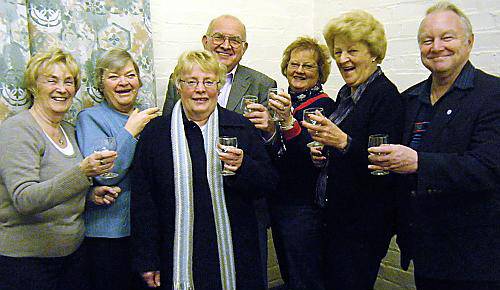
[179,79,219,89]
[105,72,138,83]
[209,33,245,48]
[287,62,318,72]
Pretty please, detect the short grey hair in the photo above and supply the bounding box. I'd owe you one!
[423,1,473,38]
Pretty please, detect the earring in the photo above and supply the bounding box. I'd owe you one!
[371,58,376,63]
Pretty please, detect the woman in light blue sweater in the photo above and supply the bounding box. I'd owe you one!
[75,49,159,290]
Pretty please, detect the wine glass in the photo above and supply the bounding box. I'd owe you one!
[138,97,161,116]
[217,136,238,176]
[93,137,119,179]
[368,134,389,176]
[303,107,324,148]
[241,95,258,114]
[268,88,285,122]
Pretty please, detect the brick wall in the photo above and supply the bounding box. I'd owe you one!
[150,1,500,289]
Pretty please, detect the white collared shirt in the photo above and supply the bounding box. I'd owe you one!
[217,65,237,108]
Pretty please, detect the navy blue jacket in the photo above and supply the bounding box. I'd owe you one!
[130,106,277,289]
[401,63,500,280]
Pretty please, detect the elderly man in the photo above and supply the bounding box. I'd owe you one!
[369,2,500,290]
[162,15,278,289]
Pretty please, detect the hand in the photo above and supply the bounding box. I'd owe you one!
[79,151,118,177]
[217,144,244,174]
[90,186,121,205]
[268,91,292,120]
[368,144,418,174]
[310,145,327,168]
[301,113,348,151]
[125,107,160,138]
[243,103,276,134]
[141,271,161,288]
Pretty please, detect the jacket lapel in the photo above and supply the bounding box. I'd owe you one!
[226,66,251,112]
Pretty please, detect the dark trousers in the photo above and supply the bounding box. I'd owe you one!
[254,198,271,289]
[0,245,89,290]
[325,232,392,290]
[84,237,147,290]
[415,276,500,290]
[270,204,326,290]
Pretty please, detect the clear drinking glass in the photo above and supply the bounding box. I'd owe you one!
[268,88,285,122]
[217,136,238,176]
[241,95,258,114]
[303,107,324,148]
[368,134,389,176]
[93,137,119,179]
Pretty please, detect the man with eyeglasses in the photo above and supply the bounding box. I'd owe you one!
[162,14,278,290]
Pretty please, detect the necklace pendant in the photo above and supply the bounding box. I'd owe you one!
[58,138,64,145]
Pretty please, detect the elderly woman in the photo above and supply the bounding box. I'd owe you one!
[130,50,277,290]
[75,49,159,290]
[267,36,334,290]
[301,11,405,290]
[0,49,118,290]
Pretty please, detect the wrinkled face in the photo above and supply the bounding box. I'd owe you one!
[418,10,473,76]
[202,17,248,72]
[332,36,377,91]
[102,61,141,113]
[286,48,320,93]
[179,65,219,124]
[34,62,76,117]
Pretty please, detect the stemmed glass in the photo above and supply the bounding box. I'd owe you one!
[217,136,238,176]
[268,88,285,122]
[241,95,258,114]
[93,137,119,179]
[368,134,389,176]
[303,107,324,148]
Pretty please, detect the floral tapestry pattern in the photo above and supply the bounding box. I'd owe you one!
[0,0,155,124]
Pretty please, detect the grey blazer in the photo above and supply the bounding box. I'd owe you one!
[162,65,277,115]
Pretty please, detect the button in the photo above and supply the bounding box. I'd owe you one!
[446,109,452,115]
[410,190,416,197]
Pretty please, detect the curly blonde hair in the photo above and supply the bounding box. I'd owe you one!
[323,10,387,63]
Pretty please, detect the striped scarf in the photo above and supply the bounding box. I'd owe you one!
[171,101,236,290]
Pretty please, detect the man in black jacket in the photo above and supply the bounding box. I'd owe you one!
[368,2,500,290]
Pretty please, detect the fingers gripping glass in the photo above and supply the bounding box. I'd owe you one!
[303,107,324,148]
[93,137,118,179]
[210,33,245,47]
[268,88,285,122]
[368,134,389,176]
[217,136,238,176]
[241,95,258,114]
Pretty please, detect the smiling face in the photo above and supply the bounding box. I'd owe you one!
[102,61,140,113]
[332,36,378,91]
[179,65,219,125]
[286,48,320,93]
[202,16,248,72]
[418,10,473,77]
[33,62,76,118]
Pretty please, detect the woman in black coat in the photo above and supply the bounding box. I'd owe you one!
[302,10,405,290]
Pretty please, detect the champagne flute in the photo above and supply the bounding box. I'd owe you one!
[303,107,324,148]
[268,88,285,122]
[368,134,389,176]
[241,95,258,114]
[93,137,119,179]
[217,136,238,176]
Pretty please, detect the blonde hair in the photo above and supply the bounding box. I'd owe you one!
[24,48,80,103]
[280,36,331,84]
[95,48,142,95]
[172,50,227,90]
[323,10,387,63]
[421,1,473,39]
